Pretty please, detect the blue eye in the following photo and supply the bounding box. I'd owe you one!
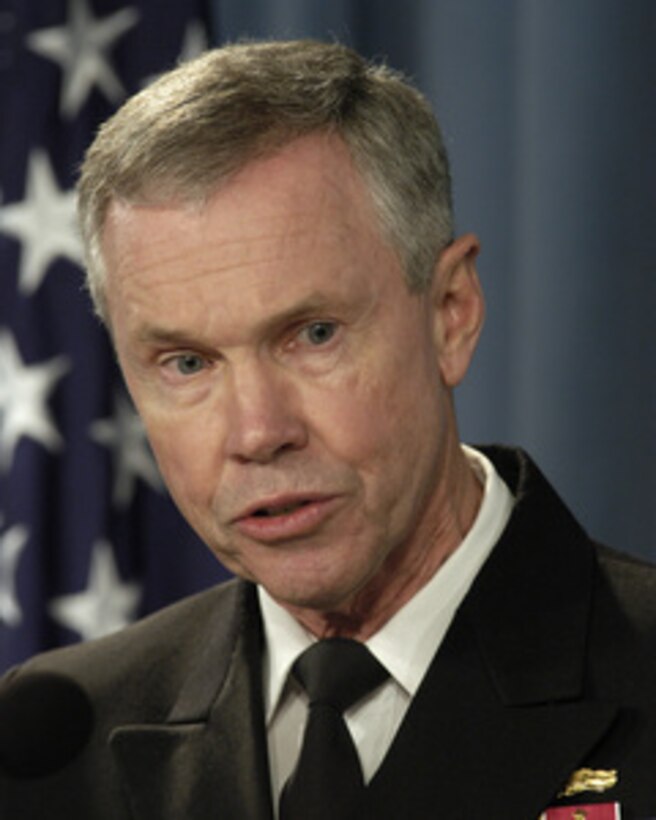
[302,322,337,345]
[175,354,205,375]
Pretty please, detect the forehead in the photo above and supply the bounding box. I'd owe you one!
[104,135,384,264]
[100,134,402,335]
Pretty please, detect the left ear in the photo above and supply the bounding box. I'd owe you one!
[430,233,485,387]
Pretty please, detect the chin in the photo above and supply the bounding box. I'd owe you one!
[229,542,373,613]
[272,569,367,616]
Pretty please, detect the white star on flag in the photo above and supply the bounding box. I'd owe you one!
[0,150,83,295]
[89,391,163,509]
[27,0,139,118]
[0,330,69,471]
[0,522,29,627]
[48,540,141,641]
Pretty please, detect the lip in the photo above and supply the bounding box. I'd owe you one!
[232,493,340,543]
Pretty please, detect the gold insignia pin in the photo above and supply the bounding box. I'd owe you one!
[559,767,619,797]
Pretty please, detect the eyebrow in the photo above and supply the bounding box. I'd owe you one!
[135,291,353,350]
[137,326,206,349]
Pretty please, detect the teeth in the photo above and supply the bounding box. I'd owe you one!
[254,501,308,517]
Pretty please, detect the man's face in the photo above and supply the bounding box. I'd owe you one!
[102,134,472,619]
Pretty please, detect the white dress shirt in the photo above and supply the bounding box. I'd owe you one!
[258,445,514,812]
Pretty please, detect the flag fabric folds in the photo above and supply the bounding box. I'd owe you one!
[0,0,227,674]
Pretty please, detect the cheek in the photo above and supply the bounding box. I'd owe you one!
[314,349,442,480]
[142,411,222,510]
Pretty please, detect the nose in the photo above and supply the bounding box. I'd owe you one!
[223,360,308,464]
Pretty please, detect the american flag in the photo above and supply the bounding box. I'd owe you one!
[0,0,228,674]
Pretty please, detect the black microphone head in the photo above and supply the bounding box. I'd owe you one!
[0,671,94,778]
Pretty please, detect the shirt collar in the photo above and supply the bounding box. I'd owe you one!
[259,586,314,725]
[258,445,513,723]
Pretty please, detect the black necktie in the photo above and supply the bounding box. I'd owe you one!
[279,638,389,820]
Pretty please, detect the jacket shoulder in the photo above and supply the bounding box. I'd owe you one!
[3,578,248,722]
[595,543,656,631]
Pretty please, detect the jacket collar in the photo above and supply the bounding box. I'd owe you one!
[468,445,594,705]
[109,582,274,820]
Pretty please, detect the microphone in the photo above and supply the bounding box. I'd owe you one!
[0,671,94,778]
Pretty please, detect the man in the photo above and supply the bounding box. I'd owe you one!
[1,40,655,820]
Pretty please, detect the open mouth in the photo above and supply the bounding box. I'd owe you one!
[234,495,338,541]
[251,500,311,518]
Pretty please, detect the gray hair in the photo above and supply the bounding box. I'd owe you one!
[77,39,454,321]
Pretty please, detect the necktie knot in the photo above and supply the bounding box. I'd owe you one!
[293,638,388,712]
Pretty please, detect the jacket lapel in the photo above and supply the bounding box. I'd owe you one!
[368,448,619,819]
[109,583,274,820]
